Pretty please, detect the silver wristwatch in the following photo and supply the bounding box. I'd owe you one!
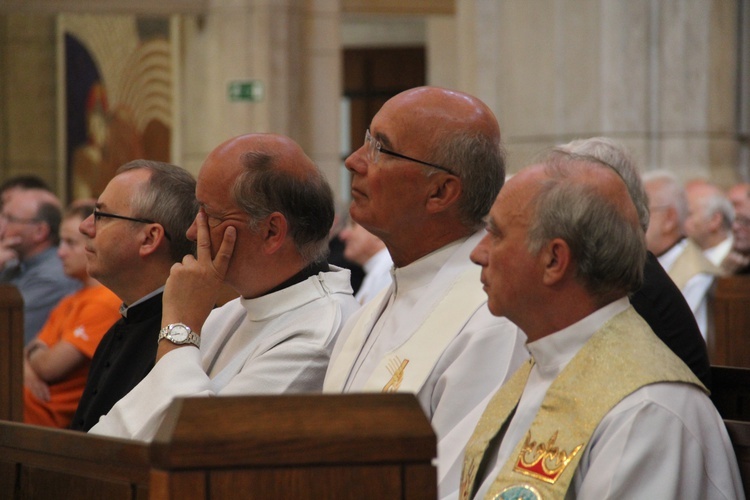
[158,323,201,347]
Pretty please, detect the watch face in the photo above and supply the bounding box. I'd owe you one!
[170,325,189,342]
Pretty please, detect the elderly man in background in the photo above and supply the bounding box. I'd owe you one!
[684,181,734,266]
[462,152,742,499]
[323,86,528,498]
[89,134,359,441]
[559,138,711,387]
[722,182,750,274]
[71,160,198,431]
[339,220,392,304]
[642,170,722,339]
[0,188,81,344]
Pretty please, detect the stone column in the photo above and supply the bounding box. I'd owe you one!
[453,0,739,185]
[179,0,342,192]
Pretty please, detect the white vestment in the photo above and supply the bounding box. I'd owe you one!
[324,231,529,499]
[658,238,720,339]
[705,235,733,267]
[473,298,744,500]
[355,247,393,304]
[89,268,360,441]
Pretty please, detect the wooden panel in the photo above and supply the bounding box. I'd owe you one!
[19,466,136,500]
[149,470,206,500]
[343,48,426,158]
[404,464,437,500]
[725,419,750,497]
[711,276,750,367]
[712,365,750,420]
[151,394,435,469]
[0,422,150,494]
[0,284,24,421]
[209,465,403,499]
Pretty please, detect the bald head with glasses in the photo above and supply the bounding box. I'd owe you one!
[345,86,505,267]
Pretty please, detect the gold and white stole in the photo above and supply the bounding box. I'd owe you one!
[460,307,705,500]
[323,265,486,394]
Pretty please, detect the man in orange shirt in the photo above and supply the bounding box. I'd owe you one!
[23,202,121,428]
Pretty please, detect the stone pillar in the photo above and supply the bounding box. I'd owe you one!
[453,0,739,185]
[179,0,342,192]
[0,15,59,192]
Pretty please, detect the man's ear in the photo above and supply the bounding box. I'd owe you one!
[426,176,462,214]
[138,224,169,258]
[32,222,52,245]
[541,238,571,286]
[707,211,723,232]
[261,212,288,254]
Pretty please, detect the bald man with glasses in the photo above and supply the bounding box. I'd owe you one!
[323,87,529,499]
[0,188,81,344]
[71,160,198,431]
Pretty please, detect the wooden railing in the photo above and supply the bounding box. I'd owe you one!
[711,275,750,368]
[0,393,436,499]
[0,284,23,422]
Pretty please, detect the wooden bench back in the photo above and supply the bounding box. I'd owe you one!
[0,393,436,499]
[0,284,23,421]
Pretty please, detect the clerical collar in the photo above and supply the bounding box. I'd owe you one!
[120,286,165,318]
[264,260,330,296]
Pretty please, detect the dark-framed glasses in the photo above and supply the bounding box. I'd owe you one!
[364,129,457,176]
[93,209,172,241]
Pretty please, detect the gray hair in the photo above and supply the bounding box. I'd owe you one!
[233,151,334,263]
[527,153,646,300]
[117,160,199,263]
[430,130,506,229]
[641,169,688,227]
[558,137,650,232]
[701,189,735,230]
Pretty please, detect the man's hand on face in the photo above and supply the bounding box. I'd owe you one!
[161,210,236,350]
[0,235,21,269]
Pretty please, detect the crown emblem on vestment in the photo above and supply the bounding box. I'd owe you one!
[513,430,583,484]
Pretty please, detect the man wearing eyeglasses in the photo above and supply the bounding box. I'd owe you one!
[323,86,529,498]
[86,134,359,442]
[0,188,81,344]
[70,160,198,431]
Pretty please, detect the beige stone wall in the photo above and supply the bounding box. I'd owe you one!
[451,0,740,187]
[0,0,744,200]
[0,15,59,193]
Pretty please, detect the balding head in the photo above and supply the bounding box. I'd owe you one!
[381,87,505,229]
[0,188,62,259]
[202,133,334,264]
[527,153,645,301]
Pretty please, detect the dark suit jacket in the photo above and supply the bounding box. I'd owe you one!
[630,251,711,389]
[70,293,162,431]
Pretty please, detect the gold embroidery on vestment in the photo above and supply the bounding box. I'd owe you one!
[513,431,583,484]
[382,356,409,392]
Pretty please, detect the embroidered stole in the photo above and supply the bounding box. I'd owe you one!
[460,307,705,500]
[668,240,723,291]
[323,265,486,393]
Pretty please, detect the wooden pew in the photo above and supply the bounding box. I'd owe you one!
[711,365,750,421]
[0,393,436,499]
[711,275,750,368]
[0,284,23,422]
[726,419,750,497]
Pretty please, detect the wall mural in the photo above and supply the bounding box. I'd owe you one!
[61,14,174,200]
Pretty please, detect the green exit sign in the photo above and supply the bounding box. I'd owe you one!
[228,80,264,102]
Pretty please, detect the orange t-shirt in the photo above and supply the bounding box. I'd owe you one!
[24,284,121,428]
